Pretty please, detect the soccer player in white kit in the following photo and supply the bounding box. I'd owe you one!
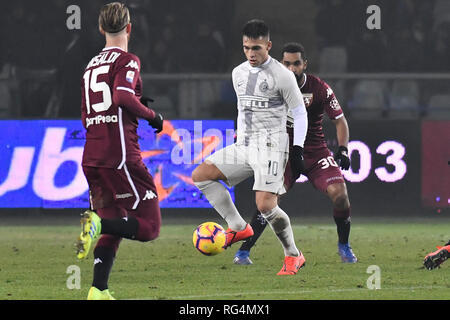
[192,19,308,275]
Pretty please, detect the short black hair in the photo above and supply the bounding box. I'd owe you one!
[282,42,307,60]
[242,19,270,39]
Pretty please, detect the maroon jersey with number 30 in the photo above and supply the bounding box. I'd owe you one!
[81,47,155,169]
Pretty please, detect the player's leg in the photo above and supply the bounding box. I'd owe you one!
[327,182,351,244]
[86,206,124,300]
[326,182,357,263]
[117,161,161,242]
[255,191,305,275]
[235,133,298,265]
[234,165,295,264]
[255,191,298,257]
[91,214,122,296]
[304,148,357,263]
[84,164,161,244]
[192,144,253,235]
[250,145,304,274]
[234,210,267,264]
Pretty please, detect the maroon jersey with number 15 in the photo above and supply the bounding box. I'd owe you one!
[81,47,155,169]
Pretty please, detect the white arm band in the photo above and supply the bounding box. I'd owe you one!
[292,105,308,147]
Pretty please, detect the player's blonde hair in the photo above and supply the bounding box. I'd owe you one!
[99,2,130,34]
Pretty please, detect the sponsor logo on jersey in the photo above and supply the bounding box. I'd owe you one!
[125,60,139,70]
[240,95,269,108]
[86,114,118,128]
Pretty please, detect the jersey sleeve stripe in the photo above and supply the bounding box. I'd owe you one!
[334,113,344,120]
[116,86,136,94]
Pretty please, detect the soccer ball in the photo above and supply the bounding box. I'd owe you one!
[193,222,226,256]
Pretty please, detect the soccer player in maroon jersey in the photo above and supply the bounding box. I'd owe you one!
[75,2,164,300]
[234,42,357,265]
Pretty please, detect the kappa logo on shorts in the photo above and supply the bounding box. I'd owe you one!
[143,190,157,201]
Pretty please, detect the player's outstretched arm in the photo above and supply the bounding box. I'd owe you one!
[113,88,156,120]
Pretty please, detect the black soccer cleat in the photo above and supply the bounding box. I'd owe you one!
[423,245,450,270]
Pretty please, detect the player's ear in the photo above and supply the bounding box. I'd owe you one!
[126,23,132,34]
[267,40,272,51]
[99,25,105,36]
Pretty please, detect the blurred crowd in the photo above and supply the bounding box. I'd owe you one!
[0,0,448,119]
[315,0,450,73]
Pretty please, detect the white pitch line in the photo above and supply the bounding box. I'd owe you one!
[127,285,448,300]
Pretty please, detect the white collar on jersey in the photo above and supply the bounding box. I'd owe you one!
[248,56,272,72]
[102,46,125,51]
[299,73,307,89]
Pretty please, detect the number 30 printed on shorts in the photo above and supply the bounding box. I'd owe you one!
[317,156,339,169]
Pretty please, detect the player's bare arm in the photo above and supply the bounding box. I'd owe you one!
[332,116,349,148]
[332,116,350,170]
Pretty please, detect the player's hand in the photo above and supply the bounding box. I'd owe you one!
[140,96,155,106]
[148,113,164,134]
[334,146,350,170]
[290,145,305,180]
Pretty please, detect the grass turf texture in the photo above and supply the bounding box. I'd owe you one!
[0,218,449,300]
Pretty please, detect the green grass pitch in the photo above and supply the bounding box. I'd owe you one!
[1,217,449,300]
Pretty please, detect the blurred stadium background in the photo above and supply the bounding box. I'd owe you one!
[0,0,449,221]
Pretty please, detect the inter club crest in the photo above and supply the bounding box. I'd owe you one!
[259,80,269,92]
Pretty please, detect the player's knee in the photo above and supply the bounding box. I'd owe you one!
[192,162,225,183]
[192,163,212,183]
[256,200,277,214]
[256,192,278,213]
[333,193,350,211]
[191,165,204,183]
[138,224,160,242]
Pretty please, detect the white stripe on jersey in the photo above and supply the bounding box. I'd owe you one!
[123,163,140,210]
[116,86,135,94]
[117,107,126,170]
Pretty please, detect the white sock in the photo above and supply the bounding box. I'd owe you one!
[194,180,246,231]
[261,206,299,257]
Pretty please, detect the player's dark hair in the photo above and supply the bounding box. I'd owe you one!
[99,2,130,34]
[242,19,270,39]
[282,42,307,61]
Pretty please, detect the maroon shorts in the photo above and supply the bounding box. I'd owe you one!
[83,161,159,212]
[284,128,345,193]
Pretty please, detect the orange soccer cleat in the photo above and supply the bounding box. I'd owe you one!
[423,244,450,270]
[277,252,306,275]
[223,224,254,249]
